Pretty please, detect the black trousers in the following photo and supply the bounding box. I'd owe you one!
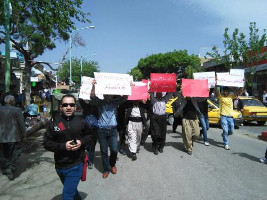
[151,114,167,149]
[173,117,182,132]
[86,128,98,164]
[141,119,151,144]
[0,142,22,171]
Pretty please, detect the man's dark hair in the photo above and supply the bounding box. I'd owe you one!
[61,94,76,104]
[223,87,230,92]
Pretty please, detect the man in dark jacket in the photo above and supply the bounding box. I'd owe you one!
[0,95,26,180]
[79,99,99,169]
[43,94,91,200]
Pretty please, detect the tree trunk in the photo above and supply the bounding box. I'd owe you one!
[24,59,32,106]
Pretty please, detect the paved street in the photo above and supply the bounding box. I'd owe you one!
[0,124,266,200]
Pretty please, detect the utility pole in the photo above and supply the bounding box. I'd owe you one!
[4,0,11,92]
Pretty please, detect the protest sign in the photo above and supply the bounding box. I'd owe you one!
[79,76,94,100]
[182,78,209,97]
[149,73,176,92]
[216,72,244,87]
[230,69,245,78]
[94,72,132,95]
[128,82,149,100]
[193,71,216,88]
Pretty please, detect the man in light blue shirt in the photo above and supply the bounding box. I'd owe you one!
[91,94,126,179]
[24,100,39,116]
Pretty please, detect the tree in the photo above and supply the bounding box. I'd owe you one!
[57,58,99,85]
[207,22,266,69]
[131,50,201,80]
[128,67,143,81]
[0,0,90,105]
[206,22,267,90]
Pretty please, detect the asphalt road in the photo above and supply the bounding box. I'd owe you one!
[0,124,266,200]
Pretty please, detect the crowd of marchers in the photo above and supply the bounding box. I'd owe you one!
[1,79,266,200]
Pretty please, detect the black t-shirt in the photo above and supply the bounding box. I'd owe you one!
[198,99,208,115]
[183,99,197,120]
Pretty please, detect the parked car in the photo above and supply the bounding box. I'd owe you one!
[239,96,267,125]
[165,97,243,127]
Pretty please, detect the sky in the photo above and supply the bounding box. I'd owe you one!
[5,0,267,74]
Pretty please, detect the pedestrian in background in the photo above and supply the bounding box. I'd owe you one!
[150,92,173,155]
[117,101,128,156]
[260,148,267,164]
[0,95,26,180]
[215,86,242,150]
[263,90,267,107]
[79,98,99,169]
[172,93,182,133]
[198,98,210,146]
[43,94,91,200]
[24,99,39,117]
[125,100,148,160]
[174,93,201,155]
[233,96,244,112]
[91,94,126,178]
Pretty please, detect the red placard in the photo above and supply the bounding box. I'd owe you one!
[128,83,149,100]
[150,73,176,92]
[182,78,209,97]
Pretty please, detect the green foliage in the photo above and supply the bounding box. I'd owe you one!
[134,50,201,79]
[57,58,100,85]
[129,67,144,81]
[206,22,267,69]
[0,0,91,105]
[0,0,90,58]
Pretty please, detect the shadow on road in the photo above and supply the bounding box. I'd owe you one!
[13,130,54,179]
[232,152,261,163]
[51,192,88,200]
[195,137,225,149]
[89,151,103,174]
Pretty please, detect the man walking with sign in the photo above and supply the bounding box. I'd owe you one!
[215,86,242,150]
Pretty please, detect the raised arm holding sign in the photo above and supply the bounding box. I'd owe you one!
[150,73,176,92]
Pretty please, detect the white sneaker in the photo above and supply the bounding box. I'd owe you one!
[260,157,267,163]
[224,145,230,150]
[204,142,210,146]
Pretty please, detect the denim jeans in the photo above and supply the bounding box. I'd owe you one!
[56,163,83,200]
[98,128,118,173]
[220,116,234,145]
[199,113,209,142]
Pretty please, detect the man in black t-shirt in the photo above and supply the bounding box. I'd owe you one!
[173,94,201,155]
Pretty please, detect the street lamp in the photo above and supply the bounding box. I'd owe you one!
[80,54,96,82]
[69,25,94,85]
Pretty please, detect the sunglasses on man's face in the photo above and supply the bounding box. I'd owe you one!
[61,103,76,107]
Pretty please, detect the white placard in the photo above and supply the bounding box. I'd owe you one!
[216,72,244,87]
[31,77,39,82]
[79,76,94,100]
[230,69,245,79]
[94,72,132,95]
[193,71,216,88]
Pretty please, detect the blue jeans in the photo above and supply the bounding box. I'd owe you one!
[56,163,83,200]
[220,116,234,145]
[98,128,118,173]
[199,113,209,142]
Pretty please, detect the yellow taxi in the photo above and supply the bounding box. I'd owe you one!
[165,97,243,127]
[239,96,267,125]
